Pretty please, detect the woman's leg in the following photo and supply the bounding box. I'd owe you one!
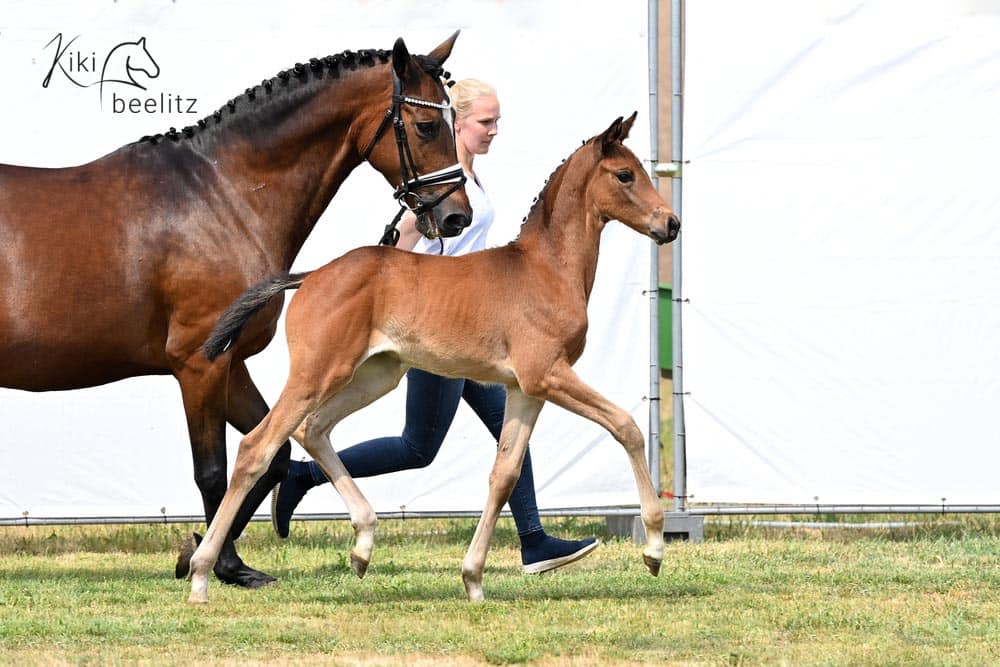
[272,369,464,537]
[461,380,600,573]
[340,369,465,477]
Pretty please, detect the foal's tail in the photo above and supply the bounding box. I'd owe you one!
[202,272,310,361]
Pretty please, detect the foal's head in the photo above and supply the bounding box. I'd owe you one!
[361,33,472,240]
[586,113,680,245]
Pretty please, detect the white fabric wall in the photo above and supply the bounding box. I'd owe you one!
[683,1,1000,505]
[0,1,655,521]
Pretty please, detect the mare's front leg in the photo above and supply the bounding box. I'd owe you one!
[225,360,291,538]
[532,359,665,576]
[462,388,544,602]
[174,358,276,589]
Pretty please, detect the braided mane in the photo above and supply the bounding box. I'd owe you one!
[139,48,446,145]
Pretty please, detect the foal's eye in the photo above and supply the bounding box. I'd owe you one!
[616,170,635,184]
[416,121,439,138]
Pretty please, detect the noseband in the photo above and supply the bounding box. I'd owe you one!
[361,69,466,246]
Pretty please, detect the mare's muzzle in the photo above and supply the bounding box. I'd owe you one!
[400,164,471,239]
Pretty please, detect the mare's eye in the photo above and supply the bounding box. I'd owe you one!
[616,171,634,184]
[416,121,439,138]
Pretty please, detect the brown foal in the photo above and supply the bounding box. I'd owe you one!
[188,113,680,603]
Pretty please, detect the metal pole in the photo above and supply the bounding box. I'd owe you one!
[670,0,686,513]
[647,0,661,493]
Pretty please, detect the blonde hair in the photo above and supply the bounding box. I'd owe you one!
[450,78,497,122]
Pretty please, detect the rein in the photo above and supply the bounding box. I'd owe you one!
[361,69,466,246]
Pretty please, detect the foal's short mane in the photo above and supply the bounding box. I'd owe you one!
[515,135,599,235]
[138,49,446,146]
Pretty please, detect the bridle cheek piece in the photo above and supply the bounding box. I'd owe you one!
[361,69,466,246]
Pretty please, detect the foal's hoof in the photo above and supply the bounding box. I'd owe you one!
[462,572,485,602]
[187,592,209,605]
[643,554,662,577]
[174,533,202,579]
[350,552,370,579]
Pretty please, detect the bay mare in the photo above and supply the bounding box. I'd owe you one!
[186,114,680,603]
[0,34,471,588]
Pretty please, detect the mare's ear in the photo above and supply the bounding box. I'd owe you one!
[392,37,411,80]
[620,111,638,141]
[427,31,460,66]
[598,116,625,157]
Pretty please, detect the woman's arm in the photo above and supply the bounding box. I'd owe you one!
[396,211,422,251]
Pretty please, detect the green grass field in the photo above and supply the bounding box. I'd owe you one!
[3,514,1000,665]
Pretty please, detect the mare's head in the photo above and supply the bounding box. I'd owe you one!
[361,33,472,240]
[584,113,680,245]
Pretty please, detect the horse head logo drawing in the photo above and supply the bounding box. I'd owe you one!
[42,33,161,106]
[99,37,160,103]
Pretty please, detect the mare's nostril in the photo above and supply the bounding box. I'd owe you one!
[441,213,470,236]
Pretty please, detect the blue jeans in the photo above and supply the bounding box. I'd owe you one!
[329,368,543,536]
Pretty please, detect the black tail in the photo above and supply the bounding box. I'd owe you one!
[202,272,309,361]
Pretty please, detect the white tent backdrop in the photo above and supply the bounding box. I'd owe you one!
[0,1,655,521]
[682,1,1000,505]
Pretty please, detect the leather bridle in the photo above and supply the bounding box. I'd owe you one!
[361,69,466,246]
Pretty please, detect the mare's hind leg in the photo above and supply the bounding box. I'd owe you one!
[294,353,408,579]
[187,385,321,604]
[529,359,665,576]
[462,388,544,602]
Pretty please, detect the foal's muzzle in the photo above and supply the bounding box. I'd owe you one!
[649,211,681,245]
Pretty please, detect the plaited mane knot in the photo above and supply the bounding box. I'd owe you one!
[136,46,412,146]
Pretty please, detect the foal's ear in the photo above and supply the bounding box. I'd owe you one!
[427,30,460,66]
[620,111,638,141]
[598,116,625,156]
[392,37,412,79]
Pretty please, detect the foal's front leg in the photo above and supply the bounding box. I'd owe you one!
[535,360,665,576]
[462,387,544,602]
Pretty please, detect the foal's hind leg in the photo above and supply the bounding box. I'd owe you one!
[462,388,544,602]
[529,360,665,576]
[294,354,408,579]
[225,360,292,537]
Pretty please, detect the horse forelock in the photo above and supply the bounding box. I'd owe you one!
[138,46,418,147]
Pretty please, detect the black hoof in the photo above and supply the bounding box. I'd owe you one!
[174,532,276,588]
[174,532,202,579]
[215,561,278,589]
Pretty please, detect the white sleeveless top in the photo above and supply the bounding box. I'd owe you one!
[412,172,493,257]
